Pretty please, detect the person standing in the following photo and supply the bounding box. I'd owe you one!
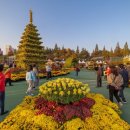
[0,64,6,115]
[26,65,35,95]
[33,64,39,89]
[107,66,123,107]
[126,65,130,87]
[75,66,80,76]
[106,65,111,77]
[46,64,52,80]
[4,64,13,86]
[96,64,102,87]
[118,64,129,103]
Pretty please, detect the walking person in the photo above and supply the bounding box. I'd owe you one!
[96,64,102,87]
[0,64,8,115]
[46,64,52,80]
[4,64,13,86]
[26,65,35,96]
[106,65,111,77]
[118,64,129,103]
[107,66,123,107]
[75,66,80,76]
[33,64,39,89]
[126,65,130,87]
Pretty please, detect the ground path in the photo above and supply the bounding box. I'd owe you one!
[0,69,130,124]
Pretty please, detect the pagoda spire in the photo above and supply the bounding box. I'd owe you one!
[30,9,33,23]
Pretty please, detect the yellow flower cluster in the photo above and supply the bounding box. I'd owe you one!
[0,97,58,130]
[39,78,90,104]
[0,93,130,130]
[85,93,130,130]
[11,70,70,81]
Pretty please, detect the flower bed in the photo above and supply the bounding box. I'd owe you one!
[35,96,95,123]
[39,78,90,104]
[11,70,71,81]
[0,78,130,130]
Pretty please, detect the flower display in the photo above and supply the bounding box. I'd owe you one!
[39,78,90,104]
[0,78,130,130]
[0,93,130,130]
[34,96,95,123]
[11,70,71,81]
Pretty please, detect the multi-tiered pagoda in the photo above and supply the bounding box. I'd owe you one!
[16,10,44,69]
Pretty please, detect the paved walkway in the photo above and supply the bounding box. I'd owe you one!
[0,69,130,124]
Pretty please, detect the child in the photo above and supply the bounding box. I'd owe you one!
[0,64,6,115]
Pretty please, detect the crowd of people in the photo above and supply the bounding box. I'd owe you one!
[25,64,39,96]
[0,61,130,115]
[0,63,53,115]
[26,63,53,96]
[96,64,130,107]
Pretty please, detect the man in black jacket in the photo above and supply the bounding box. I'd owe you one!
[119,64,129,103]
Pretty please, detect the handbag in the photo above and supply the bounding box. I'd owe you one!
[112,76,121,90]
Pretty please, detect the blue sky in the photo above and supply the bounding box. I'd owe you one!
[0,0,130,54]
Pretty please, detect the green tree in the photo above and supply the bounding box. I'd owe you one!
[76,46,79,54]
[95,44,99,52]
[109,47,114,57]
[102,46,109,58]
[54,43,59,51]
[16,10,44,69]
[75,46,80,59]
[114,42,123,57]
[91,44,101,57]
[79,48,90,60]
[123,42,130,56]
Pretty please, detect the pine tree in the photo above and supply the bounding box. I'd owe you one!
[123,42,130,56]
[75,46,79,59]
[114,42,123,57]
[54,43,59,51]
[91,44,100,57]
[16,10,44,69]
[76,46,79,54]
[102,46,109,58]
[102,46,106,57]
[95,44,99,52]
[79,48,90,60]
[109,47,114,57]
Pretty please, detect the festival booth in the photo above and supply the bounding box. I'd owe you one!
[78,60,86,68]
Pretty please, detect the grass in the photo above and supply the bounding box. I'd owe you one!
[0,69,130,124]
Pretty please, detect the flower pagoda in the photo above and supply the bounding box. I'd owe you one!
[16,10,44,69]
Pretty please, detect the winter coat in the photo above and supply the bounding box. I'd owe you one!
[0,72,5,92]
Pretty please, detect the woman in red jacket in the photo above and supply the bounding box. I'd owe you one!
[0,64,6,115]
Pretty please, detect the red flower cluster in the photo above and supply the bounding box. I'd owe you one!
[35,96,95,123]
